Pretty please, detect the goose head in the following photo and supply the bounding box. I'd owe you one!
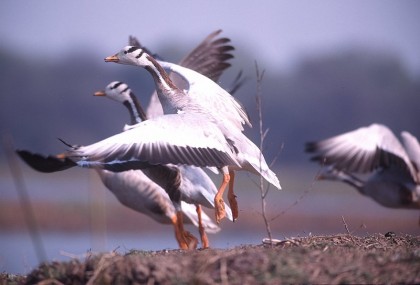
[94,81,147,125]
[105,46,151,67]
[94,81,131,103]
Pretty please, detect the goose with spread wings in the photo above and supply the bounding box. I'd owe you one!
[104,34,281,223]
[306,123,420,209]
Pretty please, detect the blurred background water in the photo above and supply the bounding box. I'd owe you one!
[1,0,420,275]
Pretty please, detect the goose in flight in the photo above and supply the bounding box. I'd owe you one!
[104,41,281,223]
[94,81,234,247]
[306,123,420,209]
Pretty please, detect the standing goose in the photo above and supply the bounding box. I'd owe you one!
[94,81,234,247]
[306,123,420,209]
[104,44,281,223]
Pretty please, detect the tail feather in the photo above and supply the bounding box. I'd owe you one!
[261,167,281,190]
[16,150,76,173]
[239,138,282,190]
[242,153,281,189]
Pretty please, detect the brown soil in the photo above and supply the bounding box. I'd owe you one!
[2,233,419,284]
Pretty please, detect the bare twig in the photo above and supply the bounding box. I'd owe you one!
[269,166,322,222]
[2,133,47,264]
[341,216,351,235]
[255,61,273,244]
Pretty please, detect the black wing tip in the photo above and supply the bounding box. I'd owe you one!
[304,141,320,153]
[16,149,76,173]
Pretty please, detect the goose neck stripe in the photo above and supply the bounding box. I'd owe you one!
[129,91,148,121]
[136,49,145,59]
[146,55,178,90]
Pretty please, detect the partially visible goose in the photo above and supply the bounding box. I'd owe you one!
[94,81,233,247]
[104,43,281,223]
[306,123,420,209]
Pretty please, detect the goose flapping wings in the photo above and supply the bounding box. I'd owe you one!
[306,123,419,182]
[306,123,420,210]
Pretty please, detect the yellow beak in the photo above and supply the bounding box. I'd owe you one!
[104,54,119,62]
[93,91,106,96]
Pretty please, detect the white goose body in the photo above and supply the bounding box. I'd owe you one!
[157,60,251,131]
[96,169,220,228]
[307,123,420,209]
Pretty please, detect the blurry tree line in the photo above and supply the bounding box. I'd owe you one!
[1,44,419,169]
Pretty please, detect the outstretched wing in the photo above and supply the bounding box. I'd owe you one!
[306,124,412,174]
[68,113,239,171]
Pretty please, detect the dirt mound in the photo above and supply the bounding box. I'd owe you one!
[2,233,419,284]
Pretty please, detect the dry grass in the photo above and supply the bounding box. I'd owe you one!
[2,233,419,284]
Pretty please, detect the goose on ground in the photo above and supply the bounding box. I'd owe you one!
[104,40,281,223]
[306,123,420,209]
[94,81,234,247]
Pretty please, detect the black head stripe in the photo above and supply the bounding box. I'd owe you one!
[124,47,139,54]
[126,46,139,54]
[111,81,123,90]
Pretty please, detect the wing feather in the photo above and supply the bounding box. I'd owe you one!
[306,124,413,174]
[68,113,239,170]
[159,61,251,132]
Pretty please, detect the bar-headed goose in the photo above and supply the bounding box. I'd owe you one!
[95,81,234,247]
[306,123,420,209]
[104,41,281,223]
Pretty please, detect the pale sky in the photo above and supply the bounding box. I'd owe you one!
[1,0,420,74]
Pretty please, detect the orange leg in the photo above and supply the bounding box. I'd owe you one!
[171,214,188,250]
[196,205,209,248]
[214,173,230,224]
[176,211,198,250]
[227,170,238,221]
